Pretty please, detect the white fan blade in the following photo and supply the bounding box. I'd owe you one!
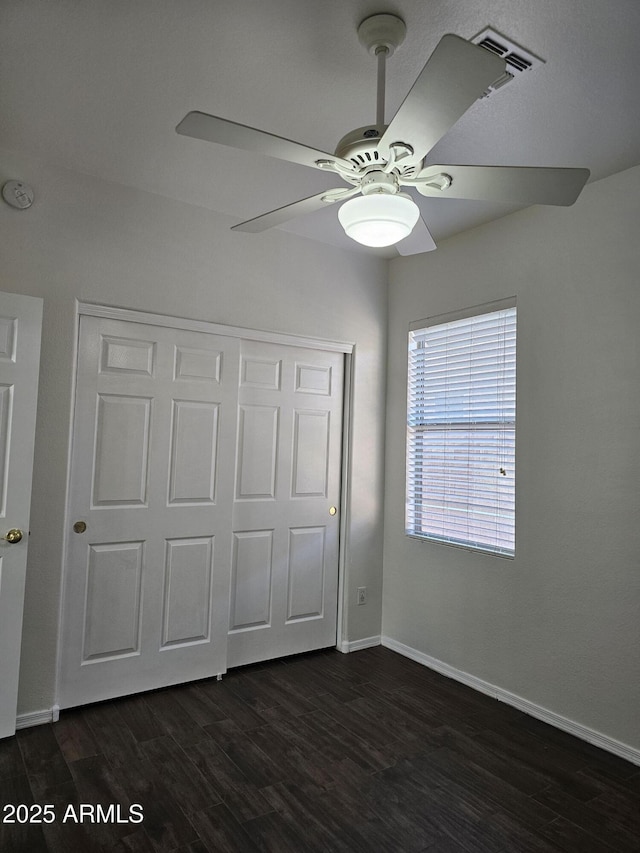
[176,111,354,172]
[378,35,505,166]
[396,215,437,255]
[415,165,590,205]
[231,189,351,233]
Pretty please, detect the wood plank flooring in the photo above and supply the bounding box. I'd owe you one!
[1,646,639,852]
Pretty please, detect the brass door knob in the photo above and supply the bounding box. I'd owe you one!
[3,528,23,544]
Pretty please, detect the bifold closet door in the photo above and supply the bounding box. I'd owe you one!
[59,317,239,708]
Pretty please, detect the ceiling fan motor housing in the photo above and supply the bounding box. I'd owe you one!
[334,126,420,177]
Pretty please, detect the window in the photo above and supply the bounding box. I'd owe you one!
[406,300,516,556]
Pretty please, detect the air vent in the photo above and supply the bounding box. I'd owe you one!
[470,28,544,97]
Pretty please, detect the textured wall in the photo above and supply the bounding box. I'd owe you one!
[383,165,640,751]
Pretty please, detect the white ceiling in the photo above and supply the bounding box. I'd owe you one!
[2,0,639,257]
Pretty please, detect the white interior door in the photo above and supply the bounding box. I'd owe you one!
[0,292,43,739]
[60,313,346,707]
[59,317,239,708]
[227,339,343,668]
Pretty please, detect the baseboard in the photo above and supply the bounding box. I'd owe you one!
[16,705,59,730]
[381,635,640,768]
[338,635,381,654]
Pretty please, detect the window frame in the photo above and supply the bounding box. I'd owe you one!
[406,298,517,558]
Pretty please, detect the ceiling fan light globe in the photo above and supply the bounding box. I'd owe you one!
[338,193,420,247]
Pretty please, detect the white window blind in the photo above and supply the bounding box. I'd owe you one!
[406,301,516,556]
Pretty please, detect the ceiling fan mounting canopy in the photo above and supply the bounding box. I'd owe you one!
[175,11,590,255]
[357,13,407,57]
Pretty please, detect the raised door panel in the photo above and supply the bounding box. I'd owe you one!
[294,362,332,395]
[291,410,330,498]
[161,537,213,647]
[0,317,17,362]
[174,346,222,383]
[235,405,279,500]
[0,385,13,518]
[82,542,144,661]
[100,336,156,376]
[229,530,273,631]
[168,401,219,505]
[92,395,152,507]
[287,526,325,621]
[241,356,281,390]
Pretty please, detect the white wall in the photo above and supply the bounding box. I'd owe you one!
[0,149,388,716]
[384,164,640,752]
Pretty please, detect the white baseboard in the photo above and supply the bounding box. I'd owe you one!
[16,707,56,730]
[381,635,640,768]
[338,635,381,654]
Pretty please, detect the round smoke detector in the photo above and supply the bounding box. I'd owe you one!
[2,180,34,210]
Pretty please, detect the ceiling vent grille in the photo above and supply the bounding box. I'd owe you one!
[470,28,544,97]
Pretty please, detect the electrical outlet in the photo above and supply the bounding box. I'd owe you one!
[357,586,367,605]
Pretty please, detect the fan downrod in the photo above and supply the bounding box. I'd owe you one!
[357,14,406,133]
[332,15,413,175]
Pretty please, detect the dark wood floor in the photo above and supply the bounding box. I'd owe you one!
[1,646,639,852]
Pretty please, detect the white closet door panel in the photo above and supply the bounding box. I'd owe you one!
[60,317,239,708]
[228,339,343,668]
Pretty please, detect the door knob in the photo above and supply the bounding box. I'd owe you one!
[3,528,23,544]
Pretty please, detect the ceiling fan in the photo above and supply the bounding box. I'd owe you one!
[176,13,589,255]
